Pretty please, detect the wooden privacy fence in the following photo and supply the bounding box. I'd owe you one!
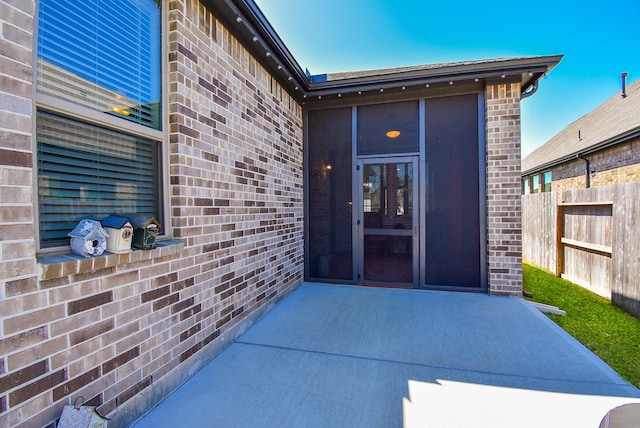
[557,201,613,298]
[522,182,640,318]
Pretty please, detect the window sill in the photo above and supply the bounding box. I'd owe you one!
[37,239,184,281]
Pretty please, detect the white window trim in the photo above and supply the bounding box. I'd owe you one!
[36,94,164,142]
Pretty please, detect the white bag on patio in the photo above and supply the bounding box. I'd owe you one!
[57,399,109,428]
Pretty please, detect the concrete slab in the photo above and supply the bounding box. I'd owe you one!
[131,284,640,427]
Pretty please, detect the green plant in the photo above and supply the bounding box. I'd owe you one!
[523,263,640,388]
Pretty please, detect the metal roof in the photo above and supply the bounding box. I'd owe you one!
[522,78,640,175]
[101,215,132,230]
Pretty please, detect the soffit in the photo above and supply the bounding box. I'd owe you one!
[302,56,562,105]
[204,0,562,104]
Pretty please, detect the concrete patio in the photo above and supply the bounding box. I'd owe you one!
[131,284,640,427]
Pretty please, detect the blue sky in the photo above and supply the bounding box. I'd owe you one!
[255,0,640,157]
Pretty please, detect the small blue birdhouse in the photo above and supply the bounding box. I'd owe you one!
[68,219,109,257]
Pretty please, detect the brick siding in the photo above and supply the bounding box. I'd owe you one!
[1,0,535,425]
[485,83,523,296]
[550,138,640,193]
[0,1,303,426]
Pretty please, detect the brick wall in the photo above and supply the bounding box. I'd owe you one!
[551,138,640,193]
[0,0,38,424]
[552,176,586,194]
[0,0,36,290]
[485,83,523,296]
[590,162,640,187]
[0,1,304,427]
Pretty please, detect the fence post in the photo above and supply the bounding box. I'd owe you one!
[556,203,564,277]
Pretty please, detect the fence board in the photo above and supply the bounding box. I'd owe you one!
[522,192,557,272]
[613,183,640,317]
[522,182,640,318]
[561,202,613,297]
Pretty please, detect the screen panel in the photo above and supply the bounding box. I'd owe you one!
[307,108,353,280]
[424,94,480,287]
[358,101,419,155]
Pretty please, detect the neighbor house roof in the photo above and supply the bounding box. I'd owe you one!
[522,77,640,175]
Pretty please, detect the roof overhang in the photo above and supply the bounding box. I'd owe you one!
[303,56,562,105]
[522,126,640,176]
[204,0,562,105]
[203,0,309,99]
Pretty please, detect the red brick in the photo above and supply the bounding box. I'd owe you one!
[69,319,114,346]
[116,376,151,406]
[141,285,170,303]
[3,306,64,335]
[9,369,66,406]
[0,360,47,394]
[0,149,31,167]
[152,293,179,311]
[4,277,38,297]
[179,323,201,342]
[102,347,140,374]
[52,367,100,402]
[67,292,113,315]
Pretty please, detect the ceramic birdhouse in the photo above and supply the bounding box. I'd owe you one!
[68,219,109,257]
[101,215,133,254]
[130,215,161,250]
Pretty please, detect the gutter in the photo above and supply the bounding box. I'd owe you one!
[520,80,538,99]
[522,126,640,177]
[203,0,309,97]
[236,0,309,85]
[302,58,561,103]
[576,154,591,188]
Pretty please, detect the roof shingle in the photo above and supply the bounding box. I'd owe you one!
[322,57,536,81]
[522,78,640,174]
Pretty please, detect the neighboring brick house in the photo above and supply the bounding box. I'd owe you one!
[0,0,560,426]
[522,76,640,193]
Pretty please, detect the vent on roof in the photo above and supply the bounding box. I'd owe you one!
[621,72,628,98]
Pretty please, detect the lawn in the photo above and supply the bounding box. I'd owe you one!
[523,263,640,389]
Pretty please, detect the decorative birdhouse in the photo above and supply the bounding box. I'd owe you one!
[101,215,133,254]
[130,216,161,250]
[68,219,109,257]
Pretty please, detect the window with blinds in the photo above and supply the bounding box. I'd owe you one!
[37,0,161,129]
[37,111,161,248]
[35,0,163,250]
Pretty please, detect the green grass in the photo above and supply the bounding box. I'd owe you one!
[523,263,640,388]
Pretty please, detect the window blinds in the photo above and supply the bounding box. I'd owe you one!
[37,0,161,130]
[37,111,161,248]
